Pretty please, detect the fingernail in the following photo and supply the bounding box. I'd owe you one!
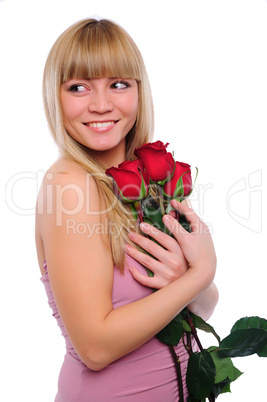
[140,222,149,230]
[128,266,136,275]
[163,214,171,223]
[125,244,131,252]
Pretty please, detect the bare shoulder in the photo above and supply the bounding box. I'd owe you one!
[35,158,108,272]
[37,158,95,193]
[36,158,102,221]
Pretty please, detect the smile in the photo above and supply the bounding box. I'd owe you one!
[85,121,117,127]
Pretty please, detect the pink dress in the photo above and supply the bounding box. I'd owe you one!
[41,255,196,401]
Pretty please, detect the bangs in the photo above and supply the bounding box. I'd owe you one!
[61,20,141,83]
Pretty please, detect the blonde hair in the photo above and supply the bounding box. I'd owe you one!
[43,18,154,271]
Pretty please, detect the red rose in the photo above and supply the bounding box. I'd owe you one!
[134,141,175,184]
[163,161,192,199]
[106,160,150,202]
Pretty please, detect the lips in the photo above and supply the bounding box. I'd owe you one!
[82,120,119,133]
[84,120,118,127]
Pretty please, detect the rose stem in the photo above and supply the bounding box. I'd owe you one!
[185,312,203,352]
[134,201,144,223]
[156,184,165,216]
[168,345,184,402]
[185,313,216,402]
[182,331,193,357]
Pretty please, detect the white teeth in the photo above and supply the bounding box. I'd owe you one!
[88,121,115,127]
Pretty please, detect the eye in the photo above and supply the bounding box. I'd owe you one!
[68,84,86,93]
[111,81,130,90]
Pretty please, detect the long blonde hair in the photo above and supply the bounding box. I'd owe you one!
[43,18,154,271]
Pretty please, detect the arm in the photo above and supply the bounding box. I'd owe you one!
[187,282,219,321]
[37,165,216,371]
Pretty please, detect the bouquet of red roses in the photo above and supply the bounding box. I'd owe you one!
[106,141,267,401]
[106,140,195,234]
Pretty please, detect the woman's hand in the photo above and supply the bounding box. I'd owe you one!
[126,200,216,293]
[125,221,189,289]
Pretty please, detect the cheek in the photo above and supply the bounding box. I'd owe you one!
[61,95,83,122]
[126,93,139,120]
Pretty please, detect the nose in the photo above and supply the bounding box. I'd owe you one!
[88,89,113,114]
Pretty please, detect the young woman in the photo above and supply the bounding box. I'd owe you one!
[35,18,218,401]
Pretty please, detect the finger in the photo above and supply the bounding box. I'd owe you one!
[169,200,202,233]
[139,222,181,254]
[128,228,185,269]
[138,222,186,267]
[162,213,188,240]
[168,209,176,219]
[125,242,161,272]
[128,265,160,289]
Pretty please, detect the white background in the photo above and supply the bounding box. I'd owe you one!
[1,0,266,400]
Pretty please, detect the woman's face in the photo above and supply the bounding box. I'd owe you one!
[60,77,138,165]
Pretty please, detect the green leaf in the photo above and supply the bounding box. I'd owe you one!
[189,311,221,344]
[219,328,267,358]
[208,347,243,384]
[139,173,149,199]
[187,395,206,402]
[145,268,154,277]
[186,350,216,400]
[130,203,138,221]
[230,317,267,357]
[173,175,185,198]
[231,316,267,333]
[212,378,232,398]
[141,198,166,232]
[183,319,192,332]
[258,342,267,357]
[212,363,243,398]
[156,313,183,346]
[232,364,243,381]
